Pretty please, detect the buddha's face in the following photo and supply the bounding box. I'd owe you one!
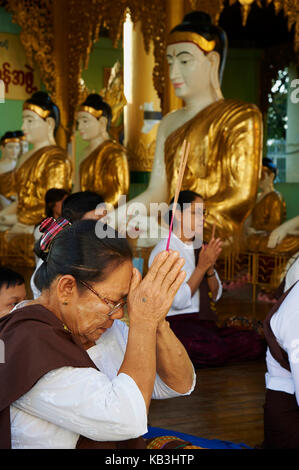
[22,110,51,144]
[166,42,215,101]
[77,111,103,141]
[259,167,275,191]
[2,142,21,162]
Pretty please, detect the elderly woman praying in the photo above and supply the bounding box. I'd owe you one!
[0,218,195,449]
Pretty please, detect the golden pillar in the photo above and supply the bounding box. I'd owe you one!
[123,17,161,172]
[162,0,185,115]
[53,0,70,151]
[124,2,188,173]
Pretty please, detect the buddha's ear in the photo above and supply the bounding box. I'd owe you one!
[207,51,222,99]
[45,116,56,133]
[45,116,56,144]
[98,115,108,132]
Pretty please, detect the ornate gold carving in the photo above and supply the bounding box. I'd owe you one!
[2,0,299,142]
[127,140,156,172]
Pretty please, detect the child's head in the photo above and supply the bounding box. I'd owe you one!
[0,268,26,318]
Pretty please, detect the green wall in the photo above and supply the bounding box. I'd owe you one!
[0,8,22,140]
[275,183,299,220]
[222,48,262,106]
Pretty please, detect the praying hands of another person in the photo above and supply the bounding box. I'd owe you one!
[187,228,223,300]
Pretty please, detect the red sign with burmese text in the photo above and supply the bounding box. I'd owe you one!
[0,32,40,100]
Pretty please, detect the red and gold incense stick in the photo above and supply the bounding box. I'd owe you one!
[166,139,190,251]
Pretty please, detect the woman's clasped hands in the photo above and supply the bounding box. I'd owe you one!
[128,250,186,327]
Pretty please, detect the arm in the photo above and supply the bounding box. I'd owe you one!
[108,116,170,228]
[13,366,148,441]
[155,320,194,394]
[204,105,263,239]
[188,238,223,300]
[118,250,186,412]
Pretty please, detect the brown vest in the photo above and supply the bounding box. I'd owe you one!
[0,304,145,449]
[263,282,299,372]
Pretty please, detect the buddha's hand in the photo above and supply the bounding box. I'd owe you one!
[9,222,34,234]
[267,224,289,248]
[0,213,18,226]
[127,250,186,327]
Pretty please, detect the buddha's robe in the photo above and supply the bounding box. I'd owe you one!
[13,145,72,225]
[80,140,129,207]
[164,99,263,246]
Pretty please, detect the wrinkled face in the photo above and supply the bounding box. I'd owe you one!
[2,142,21,161]
[77,111,103,141]
[63,260,133,344]
[0,283,27,318]
[22,110,49,144]
[174,196,205,241]
[166,42,212,100]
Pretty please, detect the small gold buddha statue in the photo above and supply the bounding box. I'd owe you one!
[0,132,20,210]
[76,94,129,208]
[245,158,288,253]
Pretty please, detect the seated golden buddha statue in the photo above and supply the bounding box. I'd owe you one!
[0,132,20,210]
[0,91,72,234]
[0,92,72,269]
[112,11,263,249]
[245,158,290,253]
[76,94,129,208]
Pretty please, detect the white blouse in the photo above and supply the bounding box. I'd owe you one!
[284,256,299,292]
[148,234,222,317]
[10,317,196,449]
[265,281,299,404]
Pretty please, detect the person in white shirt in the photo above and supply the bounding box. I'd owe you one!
[0,218,195,449]
[263,280,299,448]
[284,254,299,292]
[149,190,266,368]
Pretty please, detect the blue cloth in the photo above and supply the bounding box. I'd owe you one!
[143,426,251,449]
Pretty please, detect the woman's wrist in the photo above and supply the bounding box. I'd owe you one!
[157,319,170,335]
[129,314,158,332]
[206,267,216,277]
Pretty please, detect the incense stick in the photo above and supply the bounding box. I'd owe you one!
[166,140,190,251]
